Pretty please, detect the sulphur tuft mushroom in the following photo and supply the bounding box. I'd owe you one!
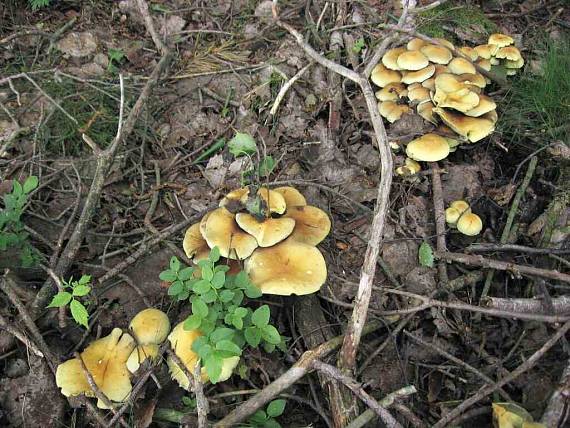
[273,186,307,207]
[457,212,483,236]
[396,158,421,176]
[434,107,495,143]
[126,308,171,373]
[235,214,296,247]
[406,133,451,162]
[382,47,407,70]
[371,63,402,87]
[375,83,408,101]
[245,238,327,295]
[56,328,135,409]
[183,223,211,262]
[283,205,331,246]
[488,33,514,48]
[379,101,411,123]
[420,44,452,64]
[397,50,429,71]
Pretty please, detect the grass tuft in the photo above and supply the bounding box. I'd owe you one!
[499,37,570,149]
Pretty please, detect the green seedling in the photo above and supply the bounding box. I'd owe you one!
[0,176,39,267]
[246,399,287,428]
[160,247,284,383]
[47,275,92,328]
[352,38,366,53]
[29,0,51,10]
[107,48,125,73]
[192,139,226,164]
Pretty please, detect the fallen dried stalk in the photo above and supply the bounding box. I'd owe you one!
[433,320,570,427]
[0,314,44,357]
[430,162,448,284]
[483,295,570,315]
[434,251,570,284]
[541,358,570,426]
[270,62,313,115]
[467,243,570,255]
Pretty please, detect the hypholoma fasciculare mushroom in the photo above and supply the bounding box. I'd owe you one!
[126,308,171,373]
[444,200,483,236]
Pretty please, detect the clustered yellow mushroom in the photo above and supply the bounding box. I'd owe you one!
[55,308,171,409]
[183,185,330,296]
[445,200,483,236]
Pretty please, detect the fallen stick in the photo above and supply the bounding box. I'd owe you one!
[483,295,570,315]
[429,162,448,284]
[434,251,570,283]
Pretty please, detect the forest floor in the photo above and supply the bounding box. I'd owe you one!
[0,0,569,427]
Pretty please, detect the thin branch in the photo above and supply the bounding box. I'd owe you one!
[433,320,570,427]
[193,358,210,428]
[0,314,44,357]
[467,243,570,255]
[541,358,570,427]
[430,162,448,284]
[270,62,313,115]
[312,360,403,428]
[135,0,168,55]
[483,295,570,315]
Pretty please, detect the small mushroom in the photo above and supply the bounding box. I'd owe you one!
[458,46,479,61]
[488,33,514,47]
[456,73,487,89]
[407,38,427,51]
[464,95,497,117]
[375,82,408,101]
[371,64,402,88]
[379,101,411,123]
[382,47,407,70]
[476,58,492,71]
[56,328,135,409]
[408,85,431,103]
[474,44,499,59]
[448,57,477,75]
[241,187,287,215]
[435,38,455,51]
[245,238,327,295]
[417,101,438,124]
[126,309,171,373]
[405,133,450,162]
[401,64,436,84]
[457,212,483,236]
[273,186,307,207]
[445,200,471,227]
[201,207,258,259]
[235,214,296,247]
[434,107,495,143]
[420,44,452,64]
[396,158,421,176]
[397,50,429,70]
[183,223,211,261]
[495,46,522,62]
[283,205,331,246]
[219,187,249,211]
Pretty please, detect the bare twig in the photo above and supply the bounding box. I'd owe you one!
[433,320,570,427]
[541,358,570,427]
[434,251,570,284]
[430,162,448,284]
[0,314,44,357]
[270,62,313,115]
[467,243,570,255]
[193,358,210,428]
[483,295,570,315]
[135,0,167,55]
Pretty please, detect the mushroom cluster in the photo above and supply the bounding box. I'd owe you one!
[475,33,524,76]
[445,200,483,236]
[183,185,331,296]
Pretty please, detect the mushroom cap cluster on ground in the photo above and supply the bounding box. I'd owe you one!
[373,33,523,236]
[183,185,331,296]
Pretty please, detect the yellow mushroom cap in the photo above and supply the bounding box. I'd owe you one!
[378,101,411,123]
[422,77,435,91]
[219,187,249,209]
[420,44,452,64]
[445,207,462,225]
[129,308,171,346]
[401,64,436,84]
[417,101,438,125]
[448,57,477,75]
[273,186,307,207]
[450,200,470,215]
[126,344,160,373]
[407,38,427,50]
[371,64,402,88]
[397,50,429,71]
[202,207,258,259]
[437,87,481,113]
[245,238,327,295]
[458,46,479,61]
[488,33,514,47]
[199,211,212,238]
[434,64,451,75]
[457,212,483,236]
[396,158,422,176]
[435,38,455,51]
[408,85,431,103]
[375,83,408,101]
[242,187,287,215]
[283,205,331,246]
[183,223,211,261]
[56,328,136,408]
[495,46,522,61]
[505,57,524,69]
[382,47,407,70]
[405,133,450,162]
[456,73,487,89]
[434,73,463,93]
[434,107,495,143]
[476,58,492,71]
[235,214,295,247]
[484,110,498,124]
[464,94,497,117]
[474,44,499,59]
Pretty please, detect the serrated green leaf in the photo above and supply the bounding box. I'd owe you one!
[78,275,91,285]
[12,181,23,197]
[263,342,275,353]
[23,176,38,194]
[184,314,202,331]
[159,270,177,282]
[419,241,434,267]
[258,156,276,177]
[228,132,257,157]
[170,256,181,272]
[250,410,268,424]
[47,291,72,308]
[201,319,216,334]
[202,289,218,303]
[234,271,249,287]
[196,343,213,359]
[211,271,226,289]
[263,418,282,428]
[72,284,91,297]
[209,246,221,263]
[232,289,244,306]
[231,316,243,330]
[244,326,261,347]
[70,300,89,328]
[261,324,281,345]
[192,299,209,318]
[252,305,270,328]
[267,399,286,417]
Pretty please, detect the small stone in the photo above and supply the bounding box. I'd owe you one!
[56,32,97,58]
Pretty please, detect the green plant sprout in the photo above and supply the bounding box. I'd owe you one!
[227,132,276,186]
[245,399,287,428]
[29,0,51,10]
[352,38,366,53]
[47,275,92,328]
[0,176,39,267]
[160,247,284,383]
[107,48,125,73]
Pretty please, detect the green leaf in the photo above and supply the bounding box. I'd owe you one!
[70,300,89,328]
[193,279,211,294]
[252,305,270,328]
[168,280,184,296]
[47,291,72,308]
[205,354,223,383]
[245,284,262,299]
[170,256,181,272]
[78,275,91,285]
[231,316,243,330]
[201,265,214,282]
[244,326,261,347]
[211,271,226,289]
[250,410,268,424]
[202,289,218,303]
[232,289,244,306]
[263,418,282,428]
[228,132,257,157]
[261,325,281,345]
[192,139,226,164]
[184,314,202,331]
[219,289,234,303]
[72,284,91,297]
[201,319,216,334]
[209,246,221,263]
[159,270,177,282]
[23,176,38,194]
[419,241,434,268]
[12,181,23,197]
[210,327,235,343]
[191,336,208,354]
[215,339,242,356]
[234,307,248,318]
[192,299,209,318]
[178,267,195,281]
[234,271,249,288]
[267,399,286,417]
[258,156,276,177]
[196,343,213,359]
[263,342,275,353]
